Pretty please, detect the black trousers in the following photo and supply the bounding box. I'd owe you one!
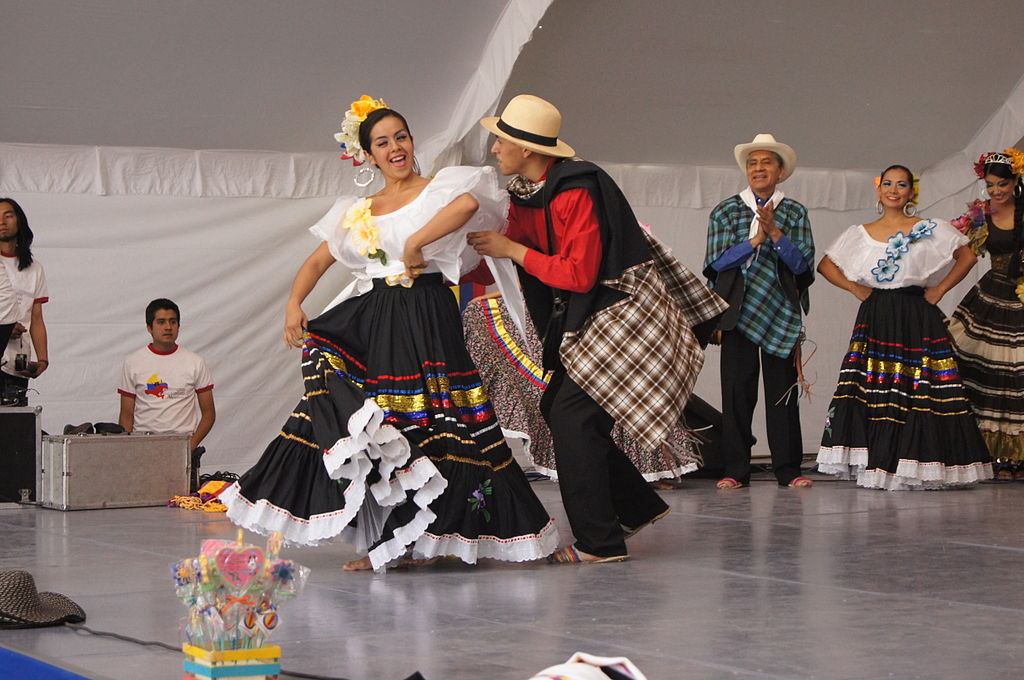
[719,330,804,485]
[541,370,669,557]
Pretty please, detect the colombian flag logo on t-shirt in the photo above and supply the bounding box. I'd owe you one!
[145,373,169,398]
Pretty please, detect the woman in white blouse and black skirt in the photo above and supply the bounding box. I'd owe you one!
[814,164,991,490]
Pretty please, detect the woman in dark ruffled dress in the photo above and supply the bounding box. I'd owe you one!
[815,164,991,489]
[947,149,1024,479]
[221,97,558,570]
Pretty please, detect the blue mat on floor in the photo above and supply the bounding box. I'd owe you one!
[0,645,91,680]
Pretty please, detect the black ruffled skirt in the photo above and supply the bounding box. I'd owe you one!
[221,274,558,568]
[948,269,1024,460]
[816,287,992,489]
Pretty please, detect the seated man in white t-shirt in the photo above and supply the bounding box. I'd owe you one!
[118,299,216,489]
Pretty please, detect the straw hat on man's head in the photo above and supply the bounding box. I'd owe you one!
[480,94,575,158]
[734,133,797,182]
[0,570,85,629]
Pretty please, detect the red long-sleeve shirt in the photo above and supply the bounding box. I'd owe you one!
[466,186,602,292]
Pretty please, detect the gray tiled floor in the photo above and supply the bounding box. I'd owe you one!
[3,476,1024,680]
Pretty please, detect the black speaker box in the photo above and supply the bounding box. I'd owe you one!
[0,406,40,503]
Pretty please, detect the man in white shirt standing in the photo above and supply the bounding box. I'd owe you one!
[0,198,49,406]
[118,298,216,491]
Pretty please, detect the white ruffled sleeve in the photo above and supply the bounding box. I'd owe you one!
[823,225,871,285]
[911,219,968,285]
[416,166,509,281]
[308,196,359,261]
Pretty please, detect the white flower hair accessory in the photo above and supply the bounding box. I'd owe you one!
[334,95,389,166]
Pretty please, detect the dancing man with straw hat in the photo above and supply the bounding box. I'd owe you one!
[468,94,727,564]
[704,134,815,489]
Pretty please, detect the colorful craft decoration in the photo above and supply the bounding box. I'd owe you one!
[171,530,308,658]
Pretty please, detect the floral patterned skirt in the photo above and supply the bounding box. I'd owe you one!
[816,287,992,490]
[948,269,1024,461]
[462,295,701,480]
[222,275,558,569]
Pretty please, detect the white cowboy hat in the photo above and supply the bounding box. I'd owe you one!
[480,94,575,158]
[734,133,797,182]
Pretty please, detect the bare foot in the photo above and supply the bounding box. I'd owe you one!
[342,556,373,571]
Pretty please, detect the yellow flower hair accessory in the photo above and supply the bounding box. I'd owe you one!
[873,173,920,205]
[334,95,389,165]
[1005,147,1024,177]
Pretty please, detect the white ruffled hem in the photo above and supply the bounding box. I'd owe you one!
[817,446,993,490]
[338,455,449,572]
[220,482,362,546]
[643,463,698,481]
[224,381,445,555]
[410,517,560,564]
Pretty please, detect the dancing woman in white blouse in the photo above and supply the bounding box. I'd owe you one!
[221,99,558,569]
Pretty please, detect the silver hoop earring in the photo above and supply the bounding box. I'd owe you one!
[1015,183,1022,198]
[354,165,376,188]
[876,200,883,215]
[903,203,917,217]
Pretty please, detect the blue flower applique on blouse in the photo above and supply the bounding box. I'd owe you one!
[872,257,900,282]
[870,219,937,284]
[885,231,911,258]
[910,218,936,241]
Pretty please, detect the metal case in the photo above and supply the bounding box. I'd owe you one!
[0,405,42,503]
[40,432,189,510]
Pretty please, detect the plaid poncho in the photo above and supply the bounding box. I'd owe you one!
[704,195,814,358]
[514,160,727,450]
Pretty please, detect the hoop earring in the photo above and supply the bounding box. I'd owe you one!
[903,202,917,217]
[1015,183,1022,198]
[876,200,883,215]
[413,157,421,176]
[354,165,376,188]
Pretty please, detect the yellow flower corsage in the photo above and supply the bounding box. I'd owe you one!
[341,198,388,265]
[1016,277,1024,305]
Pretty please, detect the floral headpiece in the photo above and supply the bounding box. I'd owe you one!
[874,173,920,205]
[974,148,1024,179]
[334,95,389,166]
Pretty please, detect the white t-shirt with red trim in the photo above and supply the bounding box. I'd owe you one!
[118,344,213,434]
[1,253,48,376]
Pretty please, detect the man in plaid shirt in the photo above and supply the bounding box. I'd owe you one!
[469,95,726,563]
[704,134,815,489]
